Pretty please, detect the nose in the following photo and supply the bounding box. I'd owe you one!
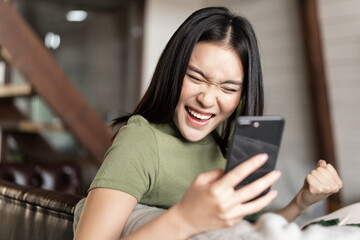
[196,85,217,108]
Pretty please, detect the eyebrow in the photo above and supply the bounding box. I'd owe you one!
[187,65,209,79]
[187,65,243,86]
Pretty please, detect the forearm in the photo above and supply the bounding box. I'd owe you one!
[122,204,195,240]
[74,189,196,240]
[275,195,307,222]
[277,160,343,223]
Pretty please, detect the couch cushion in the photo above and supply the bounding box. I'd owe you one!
[0,179,82,240]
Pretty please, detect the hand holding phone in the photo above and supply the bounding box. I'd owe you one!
[225,116,285,199]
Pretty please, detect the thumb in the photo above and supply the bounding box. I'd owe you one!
[195,169,224,185]
[317,159,327,168]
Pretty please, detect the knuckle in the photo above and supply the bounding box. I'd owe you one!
[309,187,319,194]
[215,202,227,213]
[218,215,235,227]
[332,185,340,193]
[193,174,204,183]
[224,219,235,228]
[194,173,208,185]
[306,175,312,182]
[218,212,228,221]
[323,186,331,193]
[208,185,222,198]
[214,201,227,214]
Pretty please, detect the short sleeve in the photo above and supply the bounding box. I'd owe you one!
[89,116,159,201]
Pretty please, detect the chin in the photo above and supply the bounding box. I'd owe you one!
[185,135,205,142]
[181,128,209,142]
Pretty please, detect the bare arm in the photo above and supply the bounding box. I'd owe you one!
[276,160,343,222]
[74,154,281,240]
[74,188,138,239]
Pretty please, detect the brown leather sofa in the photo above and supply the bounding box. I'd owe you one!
[0,162,83,195]
[0,162,86,240]
[0,179,83,240]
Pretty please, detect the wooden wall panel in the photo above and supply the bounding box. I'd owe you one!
[318,0,360,205]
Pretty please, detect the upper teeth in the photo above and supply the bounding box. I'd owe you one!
[188,108,212,120]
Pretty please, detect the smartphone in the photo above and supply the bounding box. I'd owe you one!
[225,116,285,199]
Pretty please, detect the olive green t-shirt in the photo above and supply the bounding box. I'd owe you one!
[89,115,226,208]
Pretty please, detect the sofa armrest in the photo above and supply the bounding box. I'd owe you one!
[0,179,83,240]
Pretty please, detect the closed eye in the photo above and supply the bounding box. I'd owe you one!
[186,72,242,94]
[186,74,204,83]
[220,81,243,94]
[221,87,238,93]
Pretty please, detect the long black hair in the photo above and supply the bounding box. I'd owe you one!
[113,7,264,154]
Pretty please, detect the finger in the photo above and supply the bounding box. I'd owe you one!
[242,189,278,215]
[310,168,342,194]
[317,159,327,168]
[325,164,343,188]
[217,154,268,189]
[317,168,342,192]
[309,168,338,192]
[306,174,322,194]
[220,190,278,220]
[313,167,337,185]
[227,170,281,207]
[313,167,341,189]
[194,169,224,185]
[326,163,338,177]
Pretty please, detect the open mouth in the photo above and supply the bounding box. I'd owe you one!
[186,107,214,121]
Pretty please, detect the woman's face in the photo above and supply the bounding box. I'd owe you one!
[173,42,244,142]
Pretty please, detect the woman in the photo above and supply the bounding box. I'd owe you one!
[74,7,342,239]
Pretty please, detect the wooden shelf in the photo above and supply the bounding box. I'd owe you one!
[0,83,32,98]
[0,120,65,133]
[0,46,12,63]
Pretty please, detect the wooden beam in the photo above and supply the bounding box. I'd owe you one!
[0,2,112,164]
[298,0,340,212]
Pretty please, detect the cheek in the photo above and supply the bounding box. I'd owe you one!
[219,94,241,116]
[175,83,187,110]
[178,79,199,101]
[178,80,189,101]
[176,80,193,115]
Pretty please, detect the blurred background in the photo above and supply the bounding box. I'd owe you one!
[0,0,359,225]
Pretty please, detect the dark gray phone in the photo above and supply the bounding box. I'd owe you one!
[225,116,285,199]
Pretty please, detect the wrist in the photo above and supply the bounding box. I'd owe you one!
[167,204,198,239]
[294,192,309,213]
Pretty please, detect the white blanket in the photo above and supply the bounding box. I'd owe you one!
[74,199,360,239]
